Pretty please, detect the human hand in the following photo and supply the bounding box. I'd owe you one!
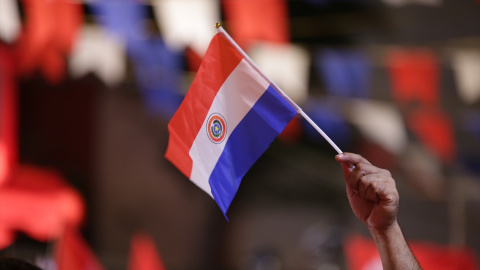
[335,153,399,231]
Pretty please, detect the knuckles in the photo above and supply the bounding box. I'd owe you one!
[381,168,392,177]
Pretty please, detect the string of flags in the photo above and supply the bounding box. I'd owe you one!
[0,0,479,177]
[0,0,478,179]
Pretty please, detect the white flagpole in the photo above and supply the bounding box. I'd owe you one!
[215,23,343,154]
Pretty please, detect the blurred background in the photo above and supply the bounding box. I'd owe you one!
[0,0,480,269]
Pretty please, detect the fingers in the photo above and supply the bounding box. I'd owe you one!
[340,161,354,182]
[336,153,396,203]
[355,169,398,204]
[335,152,371,166]
[348,162,389,191]
[358,174,386,203]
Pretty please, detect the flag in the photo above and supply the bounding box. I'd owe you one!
[0,165,84,248]
[165,32,298,217]
[0,0,20,43]
[348,100,407,155]
[407,107,456,164]
[55,227,104,270]
[249,42,310,105]
[128,233,166,270]
[89,0,146,41]
[0,45,17,186]
[387,49,439,107]
[69,26,126,87]
[301,100,350,148]
[451,49,480,105]
[221,0,289,49]
[152,0,220,56]
[316,49,370,98]
[16,0,82,83]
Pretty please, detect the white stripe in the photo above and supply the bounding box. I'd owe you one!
[188,59,270,197]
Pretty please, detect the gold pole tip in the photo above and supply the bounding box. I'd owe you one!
[215,22,221,28]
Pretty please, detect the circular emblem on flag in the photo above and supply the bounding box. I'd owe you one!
[207,113,227,144]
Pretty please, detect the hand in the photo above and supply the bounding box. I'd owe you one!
[335,153,399,231]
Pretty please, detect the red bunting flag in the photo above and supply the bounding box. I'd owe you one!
[128,233,166,270]
[221,0,289,49]
[0,165,84,248]
[387,49,439,107]
[0,45,17,186]
[407,108,456,164]
[55,227,105,270]
[16,0,82,83]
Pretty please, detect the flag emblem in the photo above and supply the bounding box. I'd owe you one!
[207,113,226,144]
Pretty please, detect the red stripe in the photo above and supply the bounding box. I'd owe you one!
[165,33,243,178]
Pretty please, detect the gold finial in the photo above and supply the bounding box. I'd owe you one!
[215,22,221,28]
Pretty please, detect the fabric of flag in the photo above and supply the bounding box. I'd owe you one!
[301,100,350,148]
[92,0,184,119]
[89,0,146,42]
[407,108,456,164]
[0,165,84,249]
[55,227,105,270]
[349,100,407,155]
[128,233,166,270]
[0,45,17,186]
[451,49,480,105]
[15,0,82,83]
[316,49,370,98]
[249,42,310,105]
[221,0,289,49]
[129,37,184,119]
[152,0,220,56]
[69,26,126,87]
[387,49,439,107]
[165,33,298,217]
[0,0,20,43]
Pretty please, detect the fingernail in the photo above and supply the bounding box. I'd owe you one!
[337,154,343,158]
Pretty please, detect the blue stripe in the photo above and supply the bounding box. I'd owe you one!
[209,85,297,218]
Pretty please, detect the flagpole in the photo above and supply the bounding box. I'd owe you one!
[215,23,343,154]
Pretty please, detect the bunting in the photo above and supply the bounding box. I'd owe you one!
[387,49,439,107]
[221,0,289,48]
[16,0,82,83]
[0,45,17,186]
[0,0,20,43]
[128,233,166,270]
[152,0,220,56]
[69,27,126,86]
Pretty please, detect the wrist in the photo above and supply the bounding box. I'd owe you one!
[368,221,401,242]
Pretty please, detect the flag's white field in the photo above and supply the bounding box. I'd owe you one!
[165,33,297,217]
[451,49,480,105]
[249,42,310,105]
[152,0,219,55]
[349,100,407,155]
[0,0,20,43]
[69,27,126,86]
